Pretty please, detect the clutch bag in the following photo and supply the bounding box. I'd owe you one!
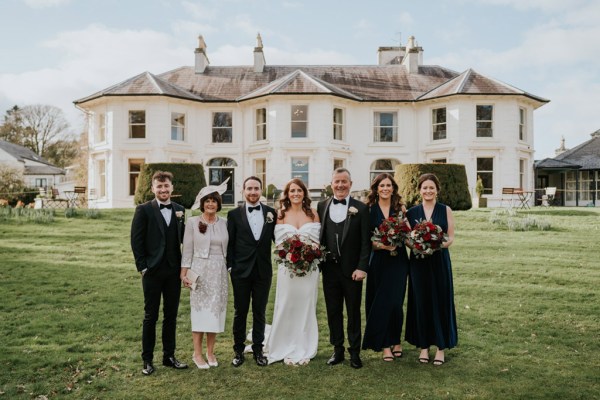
[186,269,200,290]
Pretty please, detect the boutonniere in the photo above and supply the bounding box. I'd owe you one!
[347,206,358,217]
[175,211,184,220]
[266,211,274,223]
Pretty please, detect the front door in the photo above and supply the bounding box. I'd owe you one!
[209,168,234,205]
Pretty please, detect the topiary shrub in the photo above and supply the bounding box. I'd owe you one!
[134,163,205,209]
[394,163,472,210]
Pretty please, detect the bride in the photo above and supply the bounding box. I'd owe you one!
[266,178,321,365]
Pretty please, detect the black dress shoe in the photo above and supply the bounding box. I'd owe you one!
[142,361,155,376]
[232,352,245,367]
[253,350,268,367]
[326,351,345,366]
[162,356,188,369]
[350,355,363,369]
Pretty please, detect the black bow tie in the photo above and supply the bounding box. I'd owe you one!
[248,205,261,213]
[332,198,347,205]
[159,203,172,210]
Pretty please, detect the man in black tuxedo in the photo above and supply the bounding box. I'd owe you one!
[130,171,188,375]
[227,176,276,367]
[318,168,370,369]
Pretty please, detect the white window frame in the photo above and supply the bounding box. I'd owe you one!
[171,112,185,141]
[128,159,144,196]
[373,111,398,142]
[476,105,494,138]
[333,107,344,141]
[256,108,267,141]
[97,113,106,143]
[432,107,447,140]
[212,112,233,143]
[128,110,146,139]
[291,105,308,138]
[476,157,494,195]
[519,107,526,141]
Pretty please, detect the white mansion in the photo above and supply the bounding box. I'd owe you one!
[75,35,548,208]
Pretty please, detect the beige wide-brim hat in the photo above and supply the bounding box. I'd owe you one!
[191,177,230,210]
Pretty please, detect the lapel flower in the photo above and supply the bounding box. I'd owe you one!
[347,206,358,216]
[175,211,184,220]
[266,211,274,223]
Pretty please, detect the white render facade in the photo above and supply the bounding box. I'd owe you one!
[76,35,547,208]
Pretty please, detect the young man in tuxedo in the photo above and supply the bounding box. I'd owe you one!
[130,171,188,375]
[318,168,371,369]
[226,176,276,367]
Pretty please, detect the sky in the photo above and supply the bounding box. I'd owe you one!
[1,0,599,159]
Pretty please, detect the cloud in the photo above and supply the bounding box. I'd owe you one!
[0,24,190,133]
[181,1,218,20]
[23,0,70,9]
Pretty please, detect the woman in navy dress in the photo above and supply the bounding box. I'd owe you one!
[405,173,457,366]
[362,173,410,362]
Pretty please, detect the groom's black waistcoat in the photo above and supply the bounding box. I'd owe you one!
[324,215,345,258]
[161,214,180,268]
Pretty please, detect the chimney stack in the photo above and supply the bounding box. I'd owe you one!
[377,46,404,65]
[254,33,266,73]
[401,36,423,74]
[194,35,209,74]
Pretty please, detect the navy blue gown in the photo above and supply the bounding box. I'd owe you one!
[362,203,409,352]
[405,202,458,350]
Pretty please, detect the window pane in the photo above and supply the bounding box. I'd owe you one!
[130,125,146,139]
[333,108,343,140]
[129,111,145,124]
[476,105,493,138]
[432,108,446,140]
[212,128,232,143]
[291,105,307,138]
[291,157,309,183]
[477,105,493,120]
[374,112,397,142]
[476,157,494,194]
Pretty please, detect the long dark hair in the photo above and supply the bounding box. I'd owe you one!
[278,178,314,220]
[366,173,403,215]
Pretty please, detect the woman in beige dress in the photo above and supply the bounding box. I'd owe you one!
[181,180,229,369]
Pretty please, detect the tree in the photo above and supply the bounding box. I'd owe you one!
[0,105,27,144]
[0,164,25,203]
[0,104,71,157]
[44,138,80,168]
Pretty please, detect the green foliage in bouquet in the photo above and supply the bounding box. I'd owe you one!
[134,163,205,209]
[395,163,472,210]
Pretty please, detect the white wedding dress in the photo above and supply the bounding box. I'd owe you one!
[266,222,321,365]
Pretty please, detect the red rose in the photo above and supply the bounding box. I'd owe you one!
[423,233,431,241]
[278,250,287,258]
[290,253,300,263]
[305,253,315,262]
[292,240,303,248]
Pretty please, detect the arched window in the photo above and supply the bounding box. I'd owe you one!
[370,159,400,183]
[208,157,238,167]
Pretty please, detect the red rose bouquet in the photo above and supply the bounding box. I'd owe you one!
[274,234,327,277]
[371,214,411,256]
[408,219,448,258]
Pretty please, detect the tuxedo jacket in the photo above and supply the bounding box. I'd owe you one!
[226,203,276,279]
[318,197,371,277]
[130,199,185,273]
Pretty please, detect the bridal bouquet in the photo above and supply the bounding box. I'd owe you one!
[408,219,448,258]
[274,234,327,277]
[371,214,411,256]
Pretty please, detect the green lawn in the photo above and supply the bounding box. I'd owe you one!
[0,207,598,399]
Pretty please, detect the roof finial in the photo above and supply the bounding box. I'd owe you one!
[198,35,207,50]
[256,32,263,49]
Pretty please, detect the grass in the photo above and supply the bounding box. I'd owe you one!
[0,207,599,399]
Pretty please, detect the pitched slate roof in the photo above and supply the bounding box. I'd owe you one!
[0,140,65,175]
[75,71,204,104]
[75,64,548,106]
[0,140,46,163]
[24,165,66,175]
[552,131,600,170]
[534,158,581,169]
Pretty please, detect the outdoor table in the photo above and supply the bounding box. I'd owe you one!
[514,190,534,209]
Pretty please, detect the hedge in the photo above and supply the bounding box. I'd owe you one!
[134,163,206,209]
[394,163,472,211]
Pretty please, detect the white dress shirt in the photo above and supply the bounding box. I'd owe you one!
[329,196,350,223]
[246,202,264,240]
[158,201,172,225]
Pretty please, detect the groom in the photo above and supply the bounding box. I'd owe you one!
[318,168,370,369]
[227,176,276,367]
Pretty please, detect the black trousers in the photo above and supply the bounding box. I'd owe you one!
[141,262,181,362]
[231,265,272,354]
[322,260,363,355]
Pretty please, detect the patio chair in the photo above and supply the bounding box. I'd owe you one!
[542,187,557,207]
[501,187,515,208]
